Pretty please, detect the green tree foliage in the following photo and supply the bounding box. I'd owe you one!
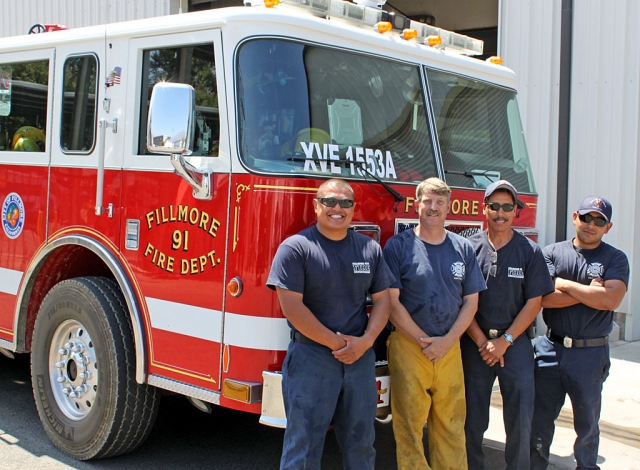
[148,45,217,108]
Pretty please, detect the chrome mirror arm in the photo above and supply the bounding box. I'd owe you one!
[170,154,212,200]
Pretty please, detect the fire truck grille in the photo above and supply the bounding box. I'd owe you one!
[445,225,481,239]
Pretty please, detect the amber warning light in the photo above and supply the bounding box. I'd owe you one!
[227,277,244,297]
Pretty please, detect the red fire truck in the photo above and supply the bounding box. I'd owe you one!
[0,0,538,460]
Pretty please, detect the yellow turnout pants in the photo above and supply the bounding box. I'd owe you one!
[388,331,467,470]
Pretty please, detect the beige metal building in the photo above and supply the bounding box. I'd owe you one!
[3,0,639,339]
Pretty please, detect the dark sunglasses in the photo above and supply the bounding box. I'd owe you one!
[579,213,607,227]
[316,197,354,208]
[488,251,498,278]
[485,202,515,213]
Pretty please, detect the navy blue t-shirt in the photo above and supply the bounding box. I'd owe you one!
[469,230,554,330]
[383,229,486,337]
[267,225,392,336]
[542,239,629,338]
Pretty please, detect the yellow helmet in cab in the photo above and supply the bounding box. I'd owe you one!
[12,126,46,151]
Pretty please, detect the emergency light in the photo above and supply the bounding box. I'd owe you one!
[259,0,483,56]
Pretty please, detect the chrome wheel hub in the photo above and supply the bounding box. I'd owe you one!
[49,320,99,420]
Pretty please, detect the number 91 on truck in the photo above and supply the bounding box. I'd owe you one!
[0,0,539,460]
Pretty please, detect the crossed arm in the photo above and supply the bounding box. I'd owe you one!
[389,287,478,363]
[275,286,390,365]
[541,277,626,311]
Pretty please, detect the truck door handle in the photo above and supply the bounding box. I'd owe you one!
[96,118,117,217]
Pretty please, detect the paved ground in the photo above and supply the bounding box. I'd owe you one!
[484,339,640,469]
[1,340,638,469]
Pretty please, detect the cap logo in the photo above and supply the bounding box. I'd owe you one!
[589,198,605,210]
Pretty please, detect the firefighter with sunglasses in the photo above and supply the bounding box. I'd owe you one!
[268,178,391,470]
[462,180,554,470]
[530,196,629,470]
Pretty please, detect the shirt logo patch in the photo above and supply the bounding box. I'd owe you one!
[353,262,371,274]
[587,262,604,279]
[508,267,524,278]
[451,262,465,280]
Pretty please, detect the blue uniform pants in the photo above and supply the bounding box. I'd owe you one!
[530,335,610,470]
[280,340,377,470]
[461,333,535,470]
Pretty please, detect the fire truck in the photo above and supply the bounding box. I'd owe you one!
[0,0,538,460]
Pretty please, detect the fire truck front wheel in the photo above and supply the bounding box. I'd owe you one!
[31,276,159,460]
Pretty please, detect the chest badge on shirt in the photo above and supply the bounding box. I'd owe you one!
[508,267,524,278]
[451,262,465,280]
[353,262,371,274]
[587,262,604,279]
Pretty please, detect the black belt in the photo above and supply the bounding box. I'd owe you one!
[481,328,506,339]
[547,330,608,349]
[292,331,322,347]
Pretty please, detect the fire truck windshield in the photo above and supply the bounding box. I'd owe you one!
[426,69,536,193]
[236,38,535,194]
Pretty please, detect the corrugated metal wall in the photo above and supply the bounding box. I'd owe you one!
[499,0,562,249]
[1,0,180,38]
[501,0,640,340]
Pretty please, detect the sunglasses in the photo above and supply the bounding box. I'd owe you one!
[578,213,607,227]
[488,251,498,278]
[485,202,515,213]
[316,197,355,208]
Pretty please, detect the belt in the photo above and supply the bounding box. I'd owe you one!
[292,330,322,347]
[481,328,505,339]
[547,330,608,349]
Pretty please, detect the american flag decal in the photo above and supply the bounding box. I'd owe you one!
[106,67,122,87]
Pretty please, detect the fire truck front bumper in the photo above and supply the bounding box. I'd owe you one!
[259,363,391,428]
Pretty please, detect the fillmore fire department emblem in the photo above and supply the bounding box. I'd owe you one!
[144,204,223,275]
[2,192,25,239]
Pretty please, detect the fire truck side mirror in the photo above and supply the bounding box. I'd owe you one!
[147,82,196,155]
[147,82,212,200]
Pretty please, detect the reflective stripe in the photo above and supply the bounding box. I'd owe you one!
[146,297,290,350]
[224,313,290,351]
[0,268,23,295]
[146,297,222,342]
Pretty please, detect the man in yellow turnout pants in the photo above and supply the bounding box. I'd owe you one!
[383,178,486,470]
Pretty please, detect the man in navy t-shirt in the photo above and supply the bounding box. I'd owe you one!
[530,196,629,470]
[267,178,391,470]
[462,180,554,470]
[383,177,485,470]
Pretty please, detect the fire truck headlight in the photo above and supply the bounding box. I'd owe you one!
[227,277,244,297]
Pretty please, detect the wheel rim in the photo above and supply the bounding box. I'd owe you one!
[49,319,99,420]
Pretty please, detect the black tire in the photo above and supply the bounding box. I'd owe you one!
[31,276,159,460]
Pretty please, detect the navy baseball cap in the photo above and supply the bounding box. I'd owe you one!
[577,196,612,222]
[484,180,526,208]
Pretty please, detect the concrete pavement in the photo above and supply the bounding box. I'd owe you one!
[483,340,640,469]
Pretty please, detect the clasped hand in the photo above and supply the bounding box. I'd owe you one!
[332,333,369,365]
[419,336,453,363]
[479,340,506,367]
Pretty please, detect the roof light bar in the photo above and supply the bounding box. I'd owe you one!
[413,22,483,55]
[279,0,483,55]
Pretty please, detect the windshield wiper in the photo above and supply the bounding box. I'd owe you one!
[286,156,404,203]
[444,169,499,182]
[355,166,405,203]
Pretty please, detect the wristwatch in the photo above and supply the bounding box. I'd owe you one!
[503,332,514,345]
